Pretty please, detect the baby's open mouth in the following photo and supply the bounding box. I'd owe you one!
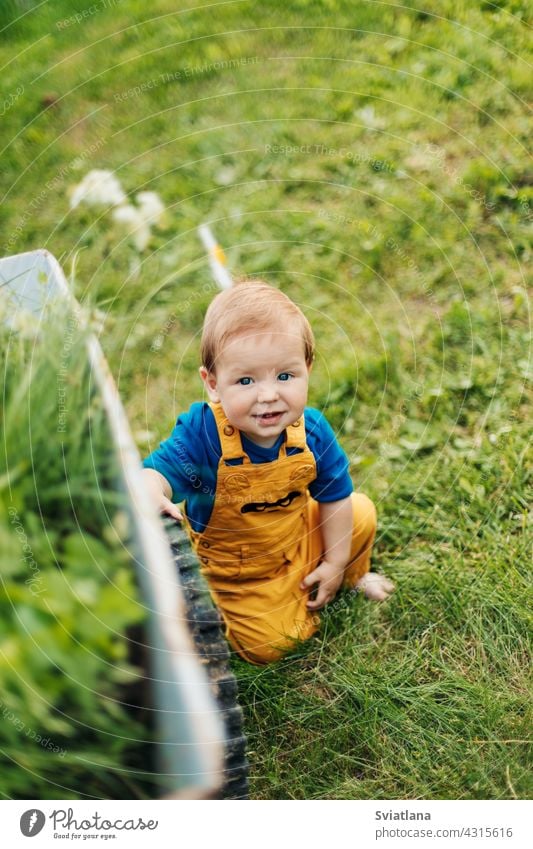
[254,411,284,424]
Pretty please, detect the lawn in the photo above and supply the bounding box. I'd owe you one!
[1,0,531,799]
[0,311,161,799]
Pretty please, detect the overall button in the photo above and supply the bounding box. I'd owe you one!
[223,424,235,435]
[224,473,250,493]
[200,556,209,564]
[201,540,210,548]
[290,464,314,482]
[291,420,301,427]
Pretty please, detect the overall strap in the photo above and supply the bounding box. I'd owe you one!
[209,402,248,462]
[283,413,307,451]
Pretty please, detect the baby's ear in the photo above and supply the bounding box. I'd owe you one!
[199,366,220,402]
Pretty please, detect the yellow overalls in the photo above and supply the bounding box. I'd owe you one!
[186,402,377,664]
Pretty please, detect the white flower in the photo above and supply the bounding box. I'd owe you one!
[356,106,385,129]
[70,170,166,252]
[112,192,165,251]
[135,191,165,226]
[112,204,140,226]
[214,165,236,186]
[70,169,126,209]
[112,204,151,251]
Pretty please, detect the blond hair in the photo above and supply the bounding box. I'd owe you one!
[201,280,315,373]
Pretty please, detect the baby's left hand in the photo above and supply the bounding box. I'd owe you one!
[300,559,345,611]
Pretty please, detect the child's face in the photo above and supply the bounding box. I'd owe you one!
[200,326,311,448]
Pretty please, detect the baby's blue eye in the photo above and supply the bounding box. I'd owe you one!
[278,372,292,381]
[238,377,253,385]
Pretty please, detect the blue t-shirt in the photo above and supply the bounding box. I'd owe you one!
[143,403,353,532]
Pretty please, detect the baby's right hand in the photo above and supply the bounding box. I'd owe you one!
[159,495,183,522]
[142,468,183,522]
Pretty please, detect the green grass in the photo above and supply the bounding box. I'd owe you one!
[1,0,531,799]
[0,310,167,799]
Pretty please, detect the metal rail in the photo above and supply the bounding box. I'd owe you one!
[0,249,226,798]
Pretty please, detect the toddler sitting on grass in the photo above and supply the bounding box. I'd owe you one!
[143,281,394,664]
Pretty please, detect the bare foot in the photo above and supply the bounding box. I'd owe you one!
[353,572,395,601]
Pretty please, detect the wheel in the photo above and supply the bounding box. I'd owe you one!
[162,517,249,800]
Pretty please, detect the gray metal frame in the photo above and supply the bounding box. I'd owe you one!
[0,249,226,798]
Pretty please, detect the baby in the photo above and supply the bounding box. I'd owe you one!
[142,281,394,664]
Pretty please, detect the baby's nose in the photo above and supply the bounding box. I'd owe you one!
[257,381,279,403]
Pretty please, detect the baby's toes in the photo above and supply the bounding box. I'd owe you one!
[355,572,395,601]
[380,577,396,595]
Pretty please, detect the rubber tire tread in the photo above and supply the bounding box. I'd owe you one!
[162,517,249,800]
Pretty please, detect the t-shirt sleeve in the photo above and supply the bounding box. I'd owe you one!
[306,408,354,503]
[142,404,217,504]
